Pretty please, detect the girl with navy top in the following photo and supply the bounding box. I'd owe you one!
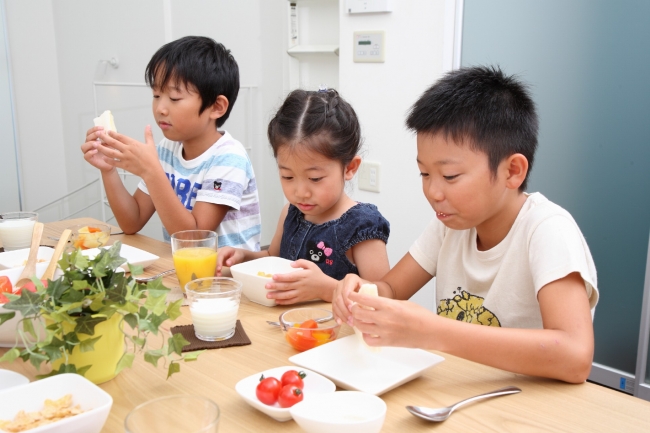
[217,88,390,304]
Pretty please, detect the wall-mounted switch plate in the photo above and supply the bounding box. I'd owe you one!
[347,0,392,14]
[358,160,381,193]
[353,31,385,63]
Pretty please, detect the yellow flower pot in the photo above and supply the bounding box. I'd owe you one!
[51,313,125,384]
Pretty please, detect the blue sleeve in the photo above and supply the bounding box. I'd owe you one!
[340,203,390,251]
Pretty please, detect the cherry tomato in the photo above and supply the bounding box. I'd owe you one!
[0,277,13,303]
[281,370,306,389]
[256,375,282,405]
[278,384,303,408]
[286,328,316,352]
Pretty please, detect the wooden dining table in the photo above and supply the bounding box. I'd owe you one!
[2,217,650,432]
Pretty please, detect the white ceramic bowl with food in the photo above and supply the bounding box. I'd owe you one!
[235,365,336,422]
[0,373,113,433]
[230,257,298,307]
[0,369,29,391]
[0,262,51,347]
[0,246,55,270]
[290,391,387,433]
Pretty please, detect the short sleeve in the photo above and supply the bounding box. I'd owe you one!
[409,218,447,277]
[528,215,599,309]
[341,204,390,251]
[196,152,254,210]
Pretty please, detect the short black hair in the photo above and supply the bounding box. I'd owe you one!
[145,36,239,128]
[268,89,362,167]
[406,65,538,191]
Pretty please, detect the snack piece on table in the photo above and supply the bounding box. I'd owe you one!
[354,283,381,352]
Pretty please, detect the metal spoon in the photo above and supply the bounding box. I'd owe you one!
[266,313,334,327]
[135,269,175,282]
[406,386,521,422]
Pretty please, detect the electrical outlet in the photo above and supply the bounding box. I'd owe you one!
[358,160,380,193]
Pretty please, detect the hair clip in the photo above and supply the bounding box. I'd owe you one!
[317,85,328,93]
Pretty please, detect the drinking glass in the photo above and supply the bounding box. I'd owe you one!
[171,230,218,292]
[0,212,38,251]
[124,395,220,432]
[185,277,242,341]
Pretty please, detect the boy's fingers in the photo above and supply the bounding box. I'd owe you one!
[144,125,155,146]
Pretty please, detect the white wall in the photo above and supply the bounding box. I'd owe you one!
[341,1,453,310]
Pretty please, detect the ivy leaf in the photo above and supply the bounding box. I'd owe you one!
[46,278,71,302]
[144,293,167,317]
[128,263,144,276]
[40,337,64,362]
[168,333,190,356]
[2,288,41,316]
[147,313,168,335]
[167,361,181,379]
[166,299,183,321]
[62,331,81,352]
[115,352,135,375]
[0,348,20,363]
[144,349,164,368]
[183,350,205,362]
[79,335,103,353]
[122,313,138,330]
[145,278,171,298]
[76,364,92,377]
[22,318,36,339]
[74,315,107,336]
[0,311,16,326]
[28,351,48,369]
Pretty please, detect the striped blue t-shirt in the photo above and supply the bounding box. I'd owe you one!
[138,131,261,251]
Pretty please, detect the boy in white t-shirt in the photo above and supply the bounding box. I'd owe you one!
[333,66,599,383]
[81,36,261,250]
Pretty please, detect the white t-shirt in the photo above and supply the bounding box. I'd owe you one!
[409,192,598,329]
[138,131,261,251]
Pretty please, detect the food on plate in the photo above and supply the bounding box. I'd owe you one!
[256,271,273,278]
[93,110,117,133]
[281,370,306,389]
[278,385,303,408]
[256,375,282,405]
[256,370,307,407]
[354,283,381,352]
[72,226,110,250]
[0,394,84,432]
[285,319,336,352]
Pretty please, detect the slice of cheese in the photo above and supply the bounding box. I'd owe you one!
[354,283,381,352]
[93,110,117,133]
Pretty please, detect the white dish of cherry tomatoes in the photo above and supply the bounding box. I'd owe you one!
[235,366,336,422]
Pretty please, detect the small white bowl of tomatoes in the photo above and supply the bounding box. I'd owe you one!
[235,366,335,422]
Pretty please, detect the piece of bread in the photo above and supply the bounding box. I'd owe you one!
[354,283,381,352]
[93,110,117,133]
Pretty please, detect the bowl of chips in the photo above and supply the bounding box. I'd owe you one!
[230,256,299,307]
[0,373,112,433]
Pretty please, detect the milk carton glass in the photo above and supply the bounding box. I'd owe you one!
[185,277,242,341]
[0,212,38,251]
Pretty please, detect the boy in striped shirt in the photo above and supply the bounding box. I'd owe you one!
[81,36,261,250]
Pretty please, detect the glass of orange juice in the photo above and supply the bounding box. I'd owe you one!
[171,230,218,292]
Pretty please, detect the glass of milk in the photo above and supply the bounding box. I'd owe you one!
[185,277,243,341]
[0,212,38,251]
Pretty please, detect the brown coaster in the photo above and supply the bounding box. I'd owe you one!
[170,320,251,352]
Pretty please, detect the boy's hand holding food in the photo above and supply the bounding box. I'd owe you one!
[94,125,160,180]
[332,273,369,325]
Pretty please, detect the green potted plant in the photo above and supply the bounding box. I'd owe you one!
[0,241,202,383]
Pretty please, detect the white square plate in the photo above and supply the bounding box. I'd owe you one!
[235,366,336,422]
[289,335,445,396]
[81,244,159,270]
[0,246,55,270]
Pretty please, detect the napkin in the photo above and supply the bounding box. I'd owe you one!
[170,320,251,352]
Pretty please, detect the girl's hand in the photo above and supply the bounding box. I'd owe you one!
[81,126,115,173]
[93,126,159,179]
[348,291,435,348]
[265,259,336,305]
[332,274,366,326]
[216,247,246,275]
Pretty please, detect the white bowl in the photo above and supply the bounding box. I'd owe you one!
[230,257,298,307]
[0,373,113,433]
[0,369,29,391]
[0,262,51,347]
[290,391,387,433]
[235,366,336,422]
[0,246,55,270]
[81,244,159,270]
